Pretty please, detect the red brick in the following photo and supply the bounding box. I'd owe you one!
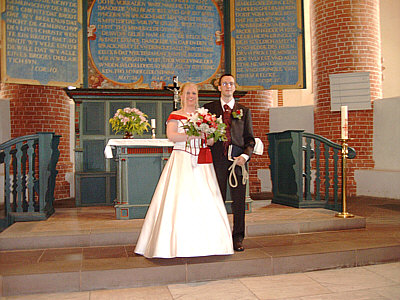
[0,83,72,199]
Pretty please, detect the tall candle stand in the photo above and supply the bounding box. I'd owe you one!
[336,138,354,218]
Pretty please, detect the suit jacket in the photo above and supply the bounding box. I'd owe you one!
[204,100,255,162]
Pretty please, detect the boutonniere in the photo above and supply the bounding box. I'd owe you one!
[232,109,243,119]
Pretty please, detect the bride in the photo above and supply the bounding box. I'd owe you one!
[134,82,233,258]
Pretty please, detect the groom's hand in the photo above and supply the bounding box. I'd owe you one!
[234,155,246,166]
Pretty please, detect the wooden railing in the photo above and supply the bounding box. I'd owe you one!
[0,132,60,229]
[268,130,356,211]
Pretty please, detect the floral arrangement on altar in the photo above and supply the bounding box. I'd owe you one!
[109,107,150,137]
[183,107,227,142]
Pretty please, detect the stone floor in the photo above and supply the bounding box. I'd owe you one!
[1,196,400,299]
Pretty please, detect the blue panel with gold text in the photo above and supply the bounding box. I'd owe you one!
[230,0,305,90]
[1,0,83,87]
[88,0,223,89]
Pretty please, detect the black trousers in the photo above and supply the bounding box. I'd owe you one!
[213,158,246,243]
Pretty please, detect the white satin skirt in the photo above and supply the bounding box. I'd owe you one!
[134,148,233,258]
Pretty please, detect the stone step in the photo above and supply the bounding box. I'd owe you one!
[0,204,366,251]
[2,203,388,297]
[1,226,400,297]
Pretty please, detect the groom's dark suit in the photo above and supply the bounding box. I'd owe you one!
[204,100,255,244]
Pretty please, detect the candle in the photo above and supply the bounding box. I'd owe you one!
[151,119,156,128]
[341,106,348,139]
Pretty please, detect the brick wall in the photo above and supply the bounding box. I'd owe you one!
[240,90,273,194]
[0,83,73,199]
[311,0,382,195]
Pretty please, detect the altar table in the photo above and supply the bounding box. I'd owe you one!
[105,139,174,219]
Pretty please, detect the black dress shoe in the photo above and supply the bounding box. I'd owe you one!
[233,241,244,251]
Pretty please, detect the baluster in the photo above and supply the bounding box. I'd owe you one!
[333,148,339,209]
[324,145,330,201]
[15,142,24,212]
[21,144,28,211]
[29,141,39,211]
[46,135,60,210]
[11,149,17,211]
[304,137,312,200]
[315,140,321,201]
[4,148,12,217]
[27,140,35,212]
[38,133,52,212]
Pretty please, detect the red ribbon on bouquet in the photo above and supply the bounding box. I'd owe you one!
[197,138,213,164]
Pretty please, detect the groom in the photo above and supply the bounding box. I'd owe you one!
[204,74,255,251]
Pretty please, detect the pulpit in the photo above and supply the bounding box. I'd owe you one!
[104,139,174,219]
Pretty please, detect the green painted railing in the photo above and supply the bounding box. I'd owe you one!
[267,130,356,211]
[0,132,60,228]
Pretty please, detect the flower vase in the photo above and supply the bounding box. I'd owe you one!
[123,132,133,139]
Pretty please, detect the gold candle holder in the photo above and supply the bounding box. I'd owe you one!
[336,139,354,218]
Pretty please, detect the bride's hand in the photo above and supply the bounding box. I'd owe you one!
[206,138,215,146]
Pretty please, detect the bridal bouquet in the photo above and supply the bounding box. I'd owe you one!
[183,107,227,141]
[109,107,150,136]
[183,108,226,164]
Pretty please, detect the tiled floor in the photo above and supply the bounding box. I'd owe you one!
[1,196,400,299]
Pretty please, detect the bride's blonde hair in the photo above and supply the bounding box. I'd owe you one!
[179,82,199,109]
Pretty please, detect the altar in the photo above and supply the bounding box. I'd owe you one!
[104,139,174,219]
[105,138,253,220]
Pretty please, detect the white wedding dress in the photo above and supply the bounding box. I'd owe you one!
[134,114,233,258]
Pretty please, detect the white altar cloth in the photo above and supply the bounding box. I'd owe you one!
[104,139,174,158]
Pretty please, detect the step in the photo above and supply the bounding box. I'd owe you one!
[0,203,367,250]
[1,203,386,297]
[1,226,400,297]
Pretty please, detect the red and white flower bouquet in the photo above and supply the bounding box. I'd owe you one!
[183,107,227,164]
[183,107,227,142]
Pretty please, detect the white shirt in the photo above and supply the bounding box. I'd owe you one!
[220,98,235,111]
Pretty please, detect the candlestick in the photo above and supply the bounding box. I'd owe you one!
[341,105,348,140]
[151,119,156,129]
[336,139,354,218]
